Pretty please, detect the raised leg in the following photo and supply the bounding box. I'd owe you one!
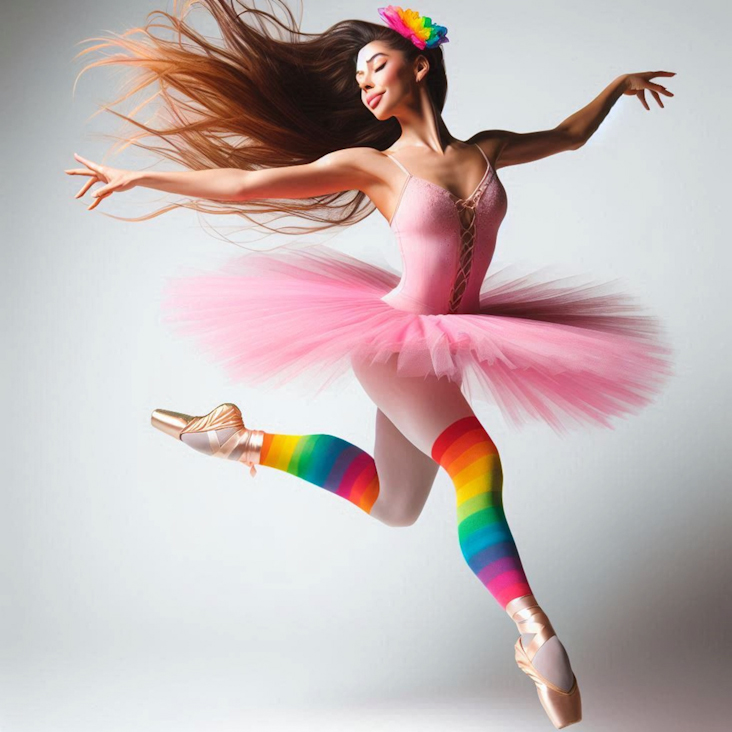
[156,403,440,527]
[253,406,439,525]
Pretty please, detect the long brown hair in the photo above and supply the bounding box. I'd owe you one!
[74,0,449,237]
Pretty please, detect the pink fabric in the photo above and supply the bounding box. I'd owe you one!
[161,156,674,434]
[381,146,503,314]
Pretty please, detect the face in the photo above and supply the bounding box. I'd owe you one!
[355,41,427,119]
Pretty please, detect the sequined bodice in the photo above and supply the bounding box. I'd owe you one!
[381,144,508,315]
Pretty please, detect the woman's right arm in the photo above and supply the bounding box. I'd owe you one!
[68,148,378,209]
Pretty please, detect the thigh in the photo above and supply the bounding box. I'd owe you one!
[352,353,476,456]
[370,407,440,524]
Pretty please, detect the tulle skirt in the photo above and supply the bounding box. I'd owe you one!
[161,244,674,434]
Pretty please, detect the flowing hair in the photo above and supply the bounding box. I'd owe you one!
[73,0,449,238]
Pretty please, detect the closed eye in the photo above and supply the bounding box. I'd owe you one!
[356,62,387,87]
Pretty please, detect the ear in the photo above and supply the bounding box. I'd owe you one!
[414,54,430,83]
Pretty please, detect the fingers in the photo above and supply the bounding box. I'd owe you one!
[627,71,676,109]
[87,190,112,211]
[75,177,97,199]
[67,153,113,208]
[91,185,111,198]
[73,152,103,174]
[69,153,109,188]
[634,71,675,110]
[646,81,674,96]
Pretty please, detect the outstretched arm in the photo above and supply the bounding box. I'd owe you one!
[66,148,378,210]
[473,71,675,169]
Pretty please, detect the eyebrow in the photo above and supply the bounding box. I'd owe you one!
[355,53,388,77]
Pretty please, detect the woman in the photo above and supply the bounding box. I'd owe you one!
[66,2,675,727]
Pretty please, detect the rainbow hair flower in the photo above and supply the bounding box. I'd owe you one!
[377,6,449,50]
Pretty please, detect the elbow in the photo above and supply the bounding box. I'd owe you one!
[570,133,588,150]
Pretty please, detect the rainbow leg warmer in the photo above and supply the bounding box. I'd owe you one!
[431,416,533,609]
[260,432,380,515]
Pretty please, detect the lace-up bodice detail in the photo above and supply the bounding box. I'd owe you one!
[381,144,508,315]
[447,168,494,313]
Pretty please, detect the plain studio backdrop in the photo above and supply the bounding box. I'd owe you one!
[2,1,730,730]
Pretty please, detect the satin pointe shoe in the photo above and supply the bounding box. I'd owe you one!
[505,594,582,729]
[151,403,265,477]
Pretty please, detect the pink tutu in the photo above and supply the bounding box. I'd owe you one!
[161,244,674,433]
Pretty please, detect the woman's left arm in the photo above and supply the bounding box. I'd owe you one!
[474,71,675,169]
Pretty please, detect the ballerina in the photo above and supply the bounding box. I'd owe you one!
[66,2,675,727]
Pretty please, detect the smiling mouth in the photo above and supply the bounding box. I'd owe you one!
[368,92,384,109]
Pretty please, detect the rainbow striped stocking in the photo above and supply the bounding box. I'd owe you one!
[260,432,380,515]
[431,415,533,609]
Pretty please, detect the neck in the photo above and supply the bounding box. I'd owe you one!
[393,83,455,155]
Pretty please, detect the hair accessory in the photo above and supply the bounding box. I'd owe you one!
[377,6,449,50]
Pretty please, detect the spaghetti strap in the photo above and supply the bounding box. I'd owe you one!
[473,143,489,165]
[384,152,411,177]
[388,146,487,176]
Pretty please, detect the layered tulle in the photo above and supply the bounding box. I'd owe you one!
[161,245,674,434]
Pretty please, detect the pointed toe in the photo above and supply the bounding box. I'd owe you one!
[150,403,261,475]
[536,675,582,729]
[151,409,192,439]
[507,595,582,729]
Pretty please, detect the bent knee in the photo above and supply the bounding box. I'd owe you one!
[382,514,420,528]
[370,499,422,528]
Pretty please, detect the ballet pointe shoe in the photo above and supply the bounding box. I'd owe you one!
[505,594,582,729]
[151,403,264,477]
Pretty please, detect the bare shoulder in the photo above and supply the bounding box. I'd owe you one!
[467,131,512,169]
[320,147,407,224]
[320,146,406,205]
[469,125,582,169]
[319,146,384,182]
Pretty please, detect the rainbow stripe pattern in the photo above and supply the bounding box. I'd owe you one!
[377,6,449,50]
[431,416,533,609]
[260,432,380,514]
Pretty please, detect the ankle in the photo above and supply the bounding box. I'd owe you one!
[241,428,265,466]
[180,425,265,471]
[505,594,556,650]
[505,593,543,628]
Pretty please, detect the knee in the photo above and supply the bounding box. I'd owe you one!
[382,512,419,528]
[370,498,422,528]
[385,511,419,528]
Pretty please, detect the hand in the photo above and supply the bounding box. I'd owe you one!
[622,71,676,111]
[65,153,138,210]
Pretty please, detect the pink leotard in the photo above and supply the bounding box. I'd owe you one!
[380,144,508,315]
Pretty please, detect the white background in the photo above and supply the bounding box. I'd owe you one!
[2,1,730,730]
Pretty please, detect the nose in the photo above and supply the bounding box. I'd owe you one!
[358,70,374,93]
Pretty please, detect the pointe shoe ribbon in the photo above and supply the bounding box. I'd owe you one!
[151,403,264,478]
[505,594,582,729]
[205,424,264,477]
